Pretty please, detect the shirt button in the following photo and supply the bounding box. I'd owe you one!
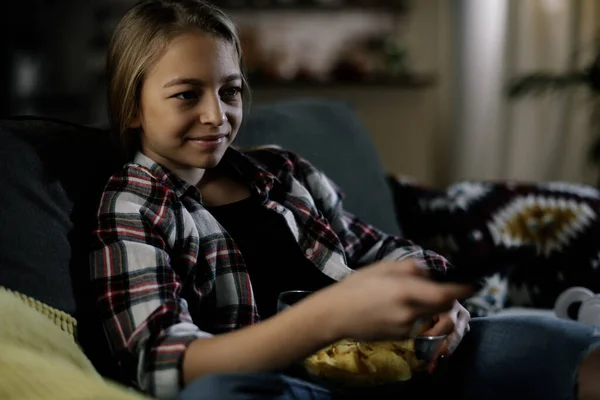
[276,205,285,212]
[305,248,314,257]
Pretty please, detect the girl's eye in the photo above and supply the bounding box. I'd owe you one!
[221,87,242,98]
[174,91,198,100]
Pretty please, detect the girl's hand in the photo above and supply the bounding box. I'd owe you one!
[312,260,475,343]
[422,300,471,373]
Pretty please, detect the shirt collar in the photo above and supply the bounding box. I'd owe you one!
[133,147,277,203]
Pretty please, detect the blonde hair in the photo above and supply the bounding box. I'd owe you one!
[106,0,249,158]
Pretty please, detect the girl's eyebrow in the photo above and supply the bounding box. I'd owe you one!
[163,74,242,88]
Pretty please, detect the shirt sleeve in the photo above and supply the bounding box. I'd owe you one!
[290,153,450,273]
[90,168,211,400]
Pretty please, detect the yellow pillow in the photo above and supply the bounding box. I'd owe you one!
[0,287,150,400]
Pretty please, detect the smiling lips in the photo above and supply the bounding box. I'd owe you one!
[186,134,227,149]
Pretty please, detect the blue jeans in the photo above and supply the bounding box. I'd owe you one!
[178,316,600,400]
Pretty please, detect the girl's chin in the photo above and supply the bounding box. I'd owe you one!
[183,152,225,170]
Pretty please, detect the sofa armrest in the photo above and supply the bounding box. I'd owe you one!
[495,307,556,318]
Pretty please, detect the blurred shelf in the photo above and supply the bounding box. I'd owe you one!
[247,74,435,89]
[99,0,410,13]
[215,1,410,12]
[223,6,408,12]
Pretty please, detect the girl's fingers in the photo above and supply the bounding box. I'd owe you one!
[422,315,454,337]
[428,339,449,374]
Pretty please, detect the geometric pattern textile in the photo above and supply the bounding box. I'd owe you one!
[388,177,600,314]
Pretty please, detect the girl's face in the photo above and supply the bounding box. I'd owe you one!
[133,31,243,177]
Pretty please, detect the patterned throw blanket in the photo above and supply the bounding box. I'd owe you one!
[388,177,600,316]
[0,287,149,400]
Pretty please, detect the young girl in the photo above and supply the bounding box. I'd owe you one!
[90,1,600,399]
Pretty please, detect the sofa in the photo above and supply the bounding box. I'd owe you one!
[1,98,599,390]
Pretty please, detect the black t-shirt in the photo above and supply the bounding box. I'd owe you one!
[205,195,335,319]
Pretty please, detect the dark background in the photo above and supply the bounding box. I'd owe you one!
[0,0,413,125]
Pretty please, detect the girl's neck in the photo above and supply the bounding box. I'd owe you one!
[173,167,206,186]
[198,165,251,207]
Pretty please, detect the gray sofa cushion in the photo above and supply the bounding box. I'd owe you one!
[0,117,122,379]
[0,118,121,315]
[237,98,401,236]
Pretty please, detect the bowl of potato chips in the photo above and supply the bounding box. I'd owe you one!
[277,290,446,386]
[303,336,445,386]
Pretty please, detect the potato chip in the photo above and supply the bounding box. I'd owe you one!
[304,339,422,386]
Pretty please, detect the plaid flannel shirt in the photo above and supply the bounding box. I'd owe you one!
[90,146,449,399]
